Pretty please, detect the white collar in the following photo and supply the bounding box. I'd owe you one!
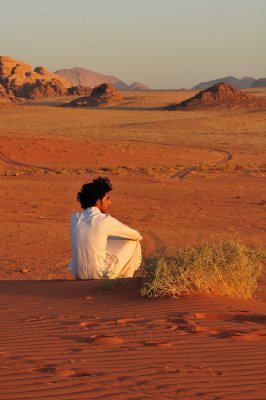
[85,206,101,214]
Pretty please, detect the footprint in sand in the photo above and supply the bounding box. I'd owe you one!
[208,329,266,341]
[34,364,58,374]
[89,335,124,346]
[79,321,97,328]
[142,340,174,347]
[116,317,148,326]
[167,317,188,324]
[191,326,266,341]
[160,366,181,373]
[194,326,222,334]
[229,330,266,341]
[232,313,266,324]
[60,320,98,331]
[194,312,233,321]
[34,364,93,377]
[193,312,266,340]
[194,312,266,324]
[166,317,198,334]
[58,369,92,378]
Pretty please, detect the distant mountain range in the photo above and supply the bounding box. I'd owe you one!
[55,67,149,91]
[193,76,266,90]
[252,78,266,88]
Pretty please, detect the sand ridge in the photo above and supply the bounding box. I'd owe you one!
[0,280,266,399]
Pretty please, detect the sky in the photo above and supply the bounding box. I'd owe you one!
[0,0,265,89]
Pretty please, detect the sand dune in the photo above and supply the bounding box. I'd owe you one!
[0,280,266,399]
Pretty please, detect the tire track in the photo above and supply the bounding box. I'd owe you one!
[214,148,233,163]
[126,140,233,180]
[0,145,233,179]
[171,166,198,180]
[171,149,233,180]
[0,151,58,173]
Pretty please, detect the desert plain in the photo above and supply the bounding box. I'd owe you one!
[0,89,266,399]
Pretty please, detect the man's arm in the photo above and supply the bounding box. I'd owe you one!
[106,215,142,241]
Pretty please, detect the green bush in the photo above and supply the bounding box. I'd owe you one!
[141,240,265,299]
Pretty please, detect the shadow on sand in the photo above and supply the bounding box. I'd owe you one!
[0,278,145,301]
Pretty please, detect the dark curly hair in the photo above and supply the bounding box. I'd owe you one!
[77,177,113,209]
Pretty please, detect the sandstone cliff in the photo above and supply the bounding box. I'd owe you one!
[0,55,72,99]
[0,56,92,101]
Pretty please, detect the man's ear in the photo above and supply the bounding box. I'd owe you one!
[96,199,101,206]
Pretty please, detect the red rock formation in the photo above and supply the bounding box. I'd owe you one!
[24,79,69,99]
[0,83,16,103]
[67,85,92,96]
[169,82,266,110]
[34,66,50,76]
[0,55,71,99]
[70,83,123,107]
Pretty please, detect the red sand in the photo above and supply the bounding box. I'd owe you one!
[0,279,266,399]
[0,92,266,398]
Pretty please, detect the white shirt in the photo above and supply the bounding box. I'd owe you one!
[68,207,142,279]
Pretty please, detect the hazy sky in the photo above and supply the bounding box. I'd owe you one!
[1,0,265,89]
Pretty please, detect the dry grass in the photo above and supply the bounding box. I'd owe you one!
[141,240,265,299]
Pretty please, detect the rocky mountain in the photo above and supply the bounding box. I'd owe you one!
[168,82,266,111]
[55,67,149,91]
[70,83,123,107]
[129,81,149,90]
[252,78,266,88]
[55,67,128,90]
[192,76,256,90]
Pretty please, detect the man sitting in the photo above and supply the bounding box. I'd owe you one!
[68,177,142,279]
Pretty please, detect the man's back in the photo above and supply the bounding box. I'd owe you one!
[69,206,142,279]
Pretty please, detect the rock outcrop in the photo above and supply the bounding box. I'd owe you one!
[168,83,266,110]
[0,83,16,103]
[0,56,71,99]
[55,67,129,90]
[0,56,92,100]
[24,79,69,98]
[70,83,123,107]
[67,85,92,96]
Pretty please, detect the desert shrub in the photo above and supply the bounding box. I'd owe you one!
[100,268,123,291]
[141,240,265,299]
